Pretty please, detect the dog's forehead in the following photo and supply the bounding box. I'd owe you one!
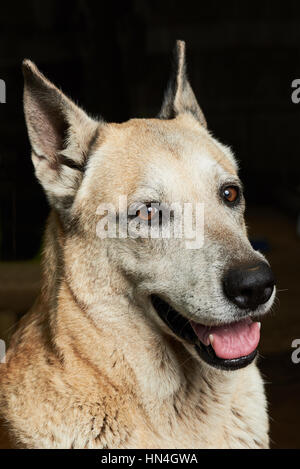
[85,115,238,203]
[106,116,236,172]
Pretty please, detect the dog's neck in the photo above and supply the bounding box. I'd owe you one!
[41,211,241,426]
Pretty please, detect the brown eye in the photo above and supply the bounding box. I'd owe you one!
[137,204,158,222]
[222,186,239,204]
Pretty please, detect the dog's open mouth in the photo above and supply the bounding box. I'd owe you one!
[151,295,260,371]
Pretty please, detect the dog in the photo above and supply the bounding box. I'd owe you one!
[0,41,275,448]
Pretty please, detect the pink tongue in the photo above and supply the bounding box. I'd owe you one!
[191,318,260,360]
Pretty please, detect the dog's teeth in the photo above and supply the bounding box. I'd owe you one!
[209,334,214,345]
[257,322,261,330]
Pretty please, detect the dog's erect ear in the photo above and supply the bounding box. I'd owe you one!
[159,40,207,127]
[23,60,100,214]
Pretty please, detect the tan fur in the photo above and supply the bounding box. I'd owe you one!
[0,43,272,449]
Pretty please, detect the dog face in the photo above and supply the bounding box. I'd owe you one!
[23,41,275,371]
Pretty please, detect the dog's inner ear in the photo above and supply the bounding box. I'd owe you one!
[159,40,207,127]
[23,60,100,214]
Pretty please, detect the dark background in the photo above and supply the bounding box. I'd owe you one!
[0,0,300,449]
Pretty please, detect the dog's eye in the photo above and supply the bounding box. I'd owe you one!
[222,186,239,204]
[137,204,159,223]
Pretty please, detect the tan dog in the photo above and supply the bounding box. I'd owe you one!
[0,41,275,449]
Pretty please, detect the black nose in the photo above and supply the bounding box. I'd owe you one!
[223,262,275,310]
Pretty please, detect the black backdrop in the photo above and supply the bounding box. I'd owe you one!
[0,0,300,258]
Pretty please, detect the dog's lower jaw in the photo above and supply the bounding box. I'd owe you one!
[150,294,260,372]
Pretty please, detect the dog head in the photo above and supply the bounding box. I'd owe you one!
[23,41,275,371]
